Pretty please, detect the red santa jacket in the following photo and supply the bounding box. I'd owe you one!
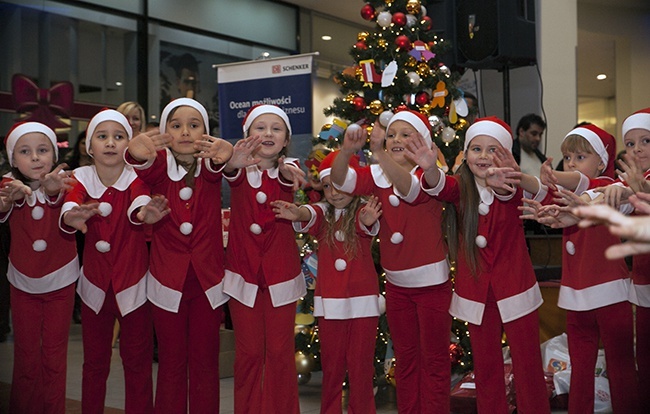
[337,164,449,288]
[223,163,306,308]
[125,149,227,312]
[1,174,78,294]
[295,202,380,320]
[60,165,150,316]
[423,173,542,325]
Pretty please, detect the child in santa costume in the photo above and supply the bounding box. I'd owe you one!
[535,123,640,413]
[126,98,234,413]
[272,151,382,414]
[410,117,551,413]
[0,121,78,414]
[61,109,169,413]
[223,104,306,413]
[330,110,452,413]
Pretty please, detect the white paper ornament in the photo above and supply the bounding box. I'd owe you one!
[388,194,400,207]
[98,202,112,217]
[377,11,392,28]
[378,294,386,315]
[478,203,490,216]
[566,241,576,255]
[390,232,404,244]
[33,239,47,252]
[442,127,456,143]
[454,97,469,117]
[334,258,347,271]
[250,223,262,235]
[381,61,398,87]
[179,187,193,200]
[31,206,44,221]
[475,235,487,248]
[180,222,193,235]
[379,111,394,127]
[95,240,111,253]
[256,191,267,204]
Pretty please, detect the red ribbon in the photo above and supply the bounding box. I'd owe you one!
[12,74,73,130]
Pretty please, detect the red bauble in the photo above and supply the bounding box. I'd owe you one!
[355,40,368,50]
[396,104,408,112]
[421,16,433,31]
[392,12,407,26]
[360,3,376,21]
[352,96,367,111]
[415,91,430,106]
[394,35,411,50]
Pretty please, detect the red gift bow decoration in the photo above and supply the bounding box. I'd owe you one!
[12,74,74,130]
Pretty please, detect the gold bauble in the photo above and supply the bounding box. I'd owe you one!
[419,104,432,116]
[406,0,421,15]
[454,118,469,131]
[357,31,369,41]
[406,56,418,68]
[416,62,431,77]
[355,66,364,80]
[377,38,388,49]
[345,93,356,103]
[295,351,315,375]
[368,100,384,116]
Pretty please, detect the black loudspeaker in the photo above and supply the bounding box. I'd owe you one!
[454,0,537,70]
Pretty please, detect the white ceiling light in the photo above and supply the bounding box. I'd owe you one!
[596,73,607,80]
[321,35,332,41]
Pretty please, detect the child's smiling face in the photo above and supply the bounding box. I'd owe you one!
[12,132,55,181]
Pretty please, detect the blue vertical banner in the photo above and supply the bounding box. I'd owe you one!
[216,53,316,143]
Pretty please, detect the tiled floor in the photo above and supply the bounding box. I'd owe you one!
[0,323,399,413]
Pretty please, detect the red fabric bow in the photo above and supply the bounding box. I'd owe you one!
[12,74,73,130]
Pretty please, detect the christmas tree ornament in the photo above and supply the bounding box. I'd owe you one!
[442,126,456,143]
[428,115,442,129]
[449,100,458,124]
[352,96,367,111]
[431,80,448,108]
[381,60,398,87]
[406,14,418,28]
[346,123,362,134]
[406,0,421,15]
[420,5,427,16]
[355,66,364,79]
[354,40,368,50]
[439,64,451,77]
[297,372,311,385]
[416,62,430,77]
[454,96,469,117]
[406,56,418,68]
[415,91,430,106]
[454,118,469,131]
[357,31,369,41]
[377,11,392,28]
[406,71,421,87]
[419,104,432,116]
[379,110,394,127]
[421,15,433,31]
[341,66,357,80]
[345,93,357,103]
[368,100,385,115]
[409,40,436,61]
[377,38,388,49]
[360,3,376,21]
[392,12,406,27]
[359,59,382,86]
[394,35,411,50]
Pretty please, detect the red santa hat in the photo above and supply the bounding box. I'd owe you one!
[563,124,616,178]
[159,97,210,134]
[242,104,292,137]
[621,107,650,138]
[85,109,133,156]
[318,150,361,180]
[386,109,432,147]
[464,116,513,152]
[5,121,58,167]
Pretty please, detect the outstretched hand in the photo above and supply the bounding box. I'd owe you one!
[40,163,75,196]
[493,146,520,171]
[270,200,302,221]
[194,135,233,164]
[368,124,386,154]
[279,158,307,192]
[63,202,100,234]
[359,195,382,227]
[1,179,32,201]
[540,158,558,191]
[404,134,439,172]
[128,129,173,162]
[486,167,520,192]
[342,124,366,155]
[225,135,263,170]
[137,195,171,224]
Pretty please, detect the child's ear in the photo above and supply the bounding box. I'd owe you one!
[598,159,606,173]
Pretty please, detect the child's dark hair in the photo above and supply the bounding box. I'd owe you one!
[323,196,363,259]
[167,105,199,188]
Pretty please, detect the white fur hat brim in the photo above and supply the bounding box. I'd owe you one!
[86,109,133,156]
[242,105,292,137]
[6,122,58,167]
[159,98,210,134]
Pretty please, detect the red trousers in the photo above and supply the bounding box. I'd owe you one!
[468,291,550,414]
[81,285,153,413]
[229,289,299,414]
[318,316,378,414]
[152,270,223,414]
[385,281,452,414]
[9,283,74,414]
[637,305,650,407]
[566,302,640,414]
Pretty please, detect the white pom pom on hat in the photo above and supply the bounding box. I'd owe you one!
[621,107,650,138]
[5,122,58,167]
[159,98,210,134]
[464,116,513,152]
[242,104,292,137]
[85,109,133,156]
